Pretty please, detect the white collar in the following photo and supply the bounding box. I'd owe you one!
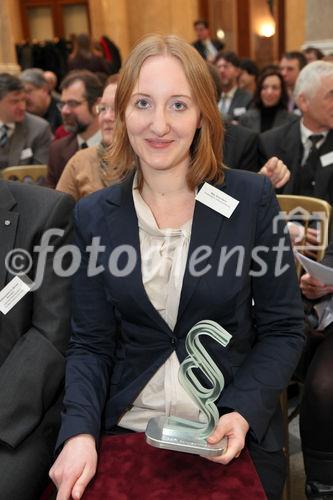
[0,121,15,131]
[77,130,102,148]
[222,86,237,99]
[300,120,328,147]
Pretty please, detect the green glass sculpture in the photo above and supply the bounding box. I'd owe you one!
[146,320,232,456]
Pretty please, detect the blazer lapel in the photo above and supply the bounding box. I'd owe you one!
[0,182,19,288]
[318,130,333,158]
[176,181,226,325]
[102,175,173,335]
[281,121,302,194]
[9,122,25,166]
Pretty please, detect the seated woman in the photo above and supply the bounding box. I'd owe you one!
[300,238,333,499]
[50,34,304,500]
[56,80,118,200]
[239,67,298,133]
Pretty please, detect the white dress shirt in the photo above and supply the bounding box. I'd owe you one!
[119,175,205,431]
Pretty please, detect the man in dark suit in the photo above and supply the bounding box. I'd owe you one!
[0,180,74,498]
[20,68,62,133]
[47,70,103,188]
[215,51,252,122]
[224,122,258,171]
[192,19,224,62]
[0,73,52,169]
[259,60,333,204]
[279,51,307,112]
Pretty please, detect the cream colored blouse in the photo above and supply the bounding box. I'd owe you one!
[119,176,204,431]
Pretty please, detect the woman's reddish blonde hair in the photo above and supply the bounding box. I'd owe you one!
[106,34,224,189]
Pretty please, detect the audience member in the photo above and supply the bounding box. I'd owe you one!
[323,53,333,63]
[0,180,74,499]
[239,58,259,95]
[0,73,52,169]
[68,33,110,75]
[279,51,307,112]
[43,70,60,99]
[239,67,298,133]
[303,46,324,64]
[214,51,252,122]
[49,34,304,500]
[260,61,333,203]
[299,236,333,498]
[57,81,117,200]
[20,68,62,133]
[46,70,103,188]
[207,62,290,186]
[99,35,122,75]
[192,19,224,62]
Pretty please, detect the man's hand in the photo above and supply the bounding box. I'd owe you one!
[287,223,320,258]
[49,434,97,500]
[204,411,249,464]
[300,272,333,300]
[259,156,290,189]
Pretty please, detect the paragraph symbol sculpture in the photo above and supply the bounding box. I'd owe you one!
[145,320,232,456]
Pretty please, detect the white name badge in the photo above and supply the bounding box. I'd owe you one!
[0,275,33,315]
[233,107,246,117]
[195,182,239,218]
[20,147,33,160]
[320,151,333,168]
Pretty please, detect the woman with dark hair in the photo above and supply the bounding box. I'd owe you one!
[239,68,298,133]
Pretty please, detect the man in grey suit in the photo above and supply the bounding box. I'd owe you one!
[0,73,52,169]
[214,51,252,122]
[0,180,74,499]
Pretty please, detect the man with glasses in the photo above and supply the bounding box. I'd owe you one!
[56,80,117,200]
[0,73,52,169]
[46,70,103,188]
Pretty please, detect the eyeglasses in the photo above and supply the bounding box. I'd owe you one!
[56,99,87,111]
[95,103,115,115]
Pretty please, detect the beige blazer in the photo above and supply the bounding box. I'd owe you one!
[56,146,106,201]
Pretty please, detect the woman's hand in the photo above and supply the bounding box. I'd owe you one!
[204,411,250,464]
[259,156,290,189]
[300,272,333,300]
[49,434,97,500]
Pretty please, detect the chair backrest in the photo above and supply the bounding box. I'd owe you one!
[1,165,47,185]
[277,194,332,263]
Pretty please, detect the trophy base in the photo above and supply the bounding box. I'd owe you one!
[145,416,227,457]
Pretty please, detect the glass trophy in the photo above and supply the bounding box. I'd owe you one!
[145,320,232,457]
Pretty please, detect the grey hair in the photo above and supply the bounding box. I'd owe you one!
[294,60,333,100]
[20,68,48,89]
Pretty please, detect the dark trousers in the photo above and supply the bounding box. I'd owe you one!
[248,440,286,500]
[0,398,62,500]
[300,323,333,484]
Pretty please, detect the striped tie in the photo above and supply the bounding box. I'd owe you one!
[0,125,8,147]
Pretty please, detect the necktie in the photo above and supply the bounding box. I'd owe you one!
[300,134,324,195]
[219,93,230,115]
[0,125,9,148]
[80,142,88,149]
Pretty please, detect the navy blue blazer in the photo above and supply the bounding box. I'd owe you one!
[57,168,304,451]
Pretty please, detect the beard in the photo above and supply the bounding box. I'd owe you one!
[63,116,89,134]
